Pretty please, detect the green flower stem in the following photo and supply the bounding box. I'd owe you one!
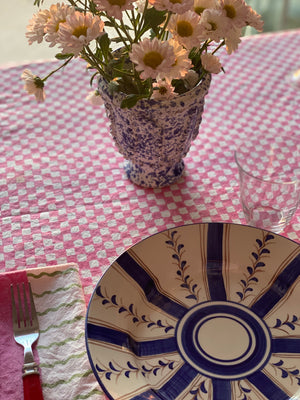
[106,16,131,51]
[82,47,110,79]
[67,0,87,10]
[120,19,134,44]
[158,11,171,40]
[135,0,149,41]
[212,39,225,55]
[42,55,74,82]
[198,70,207,81]
[128,9,138,37]
[133,69,145,94]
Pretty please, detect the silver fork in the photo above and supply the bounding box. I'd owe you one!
[11,283,44,400]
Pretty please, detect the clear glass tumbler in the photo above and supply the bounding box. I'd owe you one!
[235,137,300,234]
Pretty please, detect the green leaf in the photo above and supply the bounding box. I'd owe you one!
[104,21,116,28]
[111,37,127,43]
[143,8,167,34]
[98,33,111,60]
[108,80,121,93]
[55,53,74,60]
[121,94,140,109]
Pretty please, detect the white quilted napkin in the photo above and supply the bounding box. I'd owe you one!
[27,263,105,400]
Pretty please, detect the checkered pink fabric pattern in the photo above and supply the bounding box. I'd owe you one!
[0,30,299,300]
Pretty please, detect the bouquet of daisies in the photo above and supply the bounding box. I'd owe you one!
[21,0,263,108]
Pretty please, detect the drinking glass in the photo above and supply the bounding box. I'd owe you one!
[235,137,300,233]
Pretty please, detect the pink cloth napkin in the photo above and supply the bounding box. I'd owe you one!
[0,269,37,396]
[0,264,105,400]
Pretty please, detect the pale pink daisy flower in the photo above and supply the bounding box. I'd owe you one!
[94,0,134,20]
[129,38,176,80]
[199,8,230,42]
[245,6,264,32]
[58,11,105,56]
[167,11,203,50]
[201,52,222,73]
[21,69,45,103]
[224,26,241,54]
[45,3,75,47]
[158,39,192,80]
[150,0,193,15]
[151,79,178,100]
[26,9,51,44]
[218,0,249,29]
[86,90,104,106]
[193,0,218,16]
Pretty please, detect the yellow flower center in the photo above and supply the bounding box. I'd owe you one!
[177,21,193,37]
[159,86,167,95]
[108,0,126,6]
[208,20,217,31]
[224,4,236,19]
[56,19,66,32]
[194,6,205,15]
[72,25,88,38]
[143,51,163,69]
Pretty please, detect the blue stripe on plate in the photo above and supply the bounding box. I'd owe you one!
[250,253,300,318]
[272,338,300,353]
[247,370,290,399]
[116,251,188,318]
[206,223,226,301]
[212,379,231,400]
[130,389,160,400]
[86,324,177,356]
[131,362,198,400]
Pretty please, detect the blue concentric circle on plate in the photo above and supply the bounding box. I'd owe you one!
[176,301,272,379]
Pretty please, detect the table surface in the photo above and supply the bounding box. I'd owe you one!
[0,29,299,302]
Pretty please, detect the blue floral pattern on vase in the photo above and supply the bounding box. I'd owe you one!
[98,74,211,188]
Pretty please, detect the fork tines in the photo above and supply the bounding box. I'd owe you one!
[11,283,39,330]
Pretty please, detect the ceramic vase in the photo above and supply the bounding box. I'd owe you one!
[98,73,211,188]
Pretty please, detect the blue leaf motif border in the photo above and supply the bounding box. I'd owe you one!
[236,232,275,302]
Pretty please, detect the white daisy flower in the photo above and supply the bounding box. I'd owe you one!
[167,11,203,50]
[218,0,249,29]
[159,39,192,80]
[245,5,264,32]
[86,90,104,106]
[26,9,51,44]
[58,11,105,56]
[193,0,218,16]
[151,79,178,100]
[201,52,222,73]
[21,69,45,103]
[45,3,75,47]
[200,8,230,42]
[150,0,193,15]
[224,26,241,54]
[129,38,176,80]
[94,0,135,20]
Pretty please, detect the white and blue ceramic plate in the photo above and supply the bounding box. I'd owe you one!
[85,223,300,400]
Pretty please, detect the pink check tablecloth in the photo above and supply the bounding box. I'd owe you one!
[0,29,299,300]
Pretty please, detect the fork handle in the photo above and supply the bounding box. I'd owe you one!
[23,374,44,400]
